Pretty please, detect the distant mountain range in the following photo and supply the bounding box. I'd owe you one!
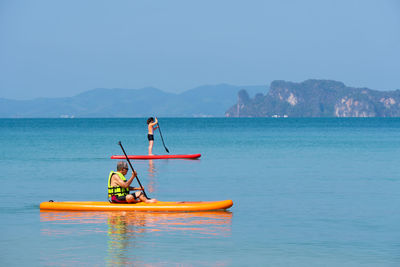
[225,79,400,117]
[0,84,267,118]
[4,80,399,118]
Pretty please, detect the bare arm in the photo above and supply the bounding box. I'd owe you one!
[149,121,158,128]
[151,117,159,129]
[129,187,144,191]
[111,171,137,188]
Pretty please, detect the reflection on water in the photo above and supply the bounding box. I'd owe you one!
[40,211,232,236]
[147,160,156,193]
[40,211,232,266]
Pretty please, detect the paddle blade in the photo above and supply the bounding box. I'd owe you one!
[157,124,170,153]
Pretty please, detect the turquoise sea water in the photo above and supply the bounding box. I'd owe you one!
[1,118,400,266]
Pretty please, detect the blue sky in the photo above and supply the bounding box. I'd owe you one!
[1,0,399,99]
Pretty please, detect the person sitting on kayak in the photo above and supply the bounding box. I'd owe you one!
[147,117,158,155]
[108,161,157,203]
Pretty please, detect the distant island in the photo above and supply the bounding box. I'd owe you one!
[3,80,400,118]
[225,79,400,117]
[0,84,266,118]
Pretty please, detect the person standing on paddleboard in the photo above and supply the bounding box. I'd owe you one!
[108,161,157,203]
[147,117,158,155]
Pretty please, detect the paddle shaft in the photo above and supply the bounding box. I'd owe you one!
[157,123,170,153]
[118,141,149,199]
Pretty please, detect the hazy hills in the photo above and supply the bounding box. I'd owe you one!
[0,84,267,118]
[5,80,400,118]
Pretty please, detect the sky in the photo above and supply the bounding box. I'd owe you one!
[1,0,399,100]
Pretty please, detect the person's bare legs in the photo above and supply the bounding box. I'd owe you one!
[126,192,157,203]
[148,140,154,155]
[139,193,157,203]
[126,194,138,203]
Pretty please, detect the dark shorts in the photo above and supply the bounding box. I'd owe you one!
[148,134,154,141]
[111,195,127,203]
[111,192,143,203]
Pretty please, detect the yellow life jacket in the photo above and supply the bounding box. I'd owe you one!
[108,171,130,198]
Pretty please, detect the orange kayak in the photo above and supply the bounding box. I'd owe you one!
[40,200,233,212]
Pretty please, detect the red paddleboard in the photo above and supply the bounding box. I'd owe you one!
[110,154,201,160]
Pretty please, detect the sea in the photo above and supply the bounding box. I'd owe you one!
[1,118,400,266]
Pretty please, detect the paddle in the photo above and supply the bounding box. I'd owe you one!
[118,141,149,199]
[157,122,170,153]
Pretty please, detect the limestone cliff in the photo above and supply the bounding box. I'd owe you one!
[225,80,400,117]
